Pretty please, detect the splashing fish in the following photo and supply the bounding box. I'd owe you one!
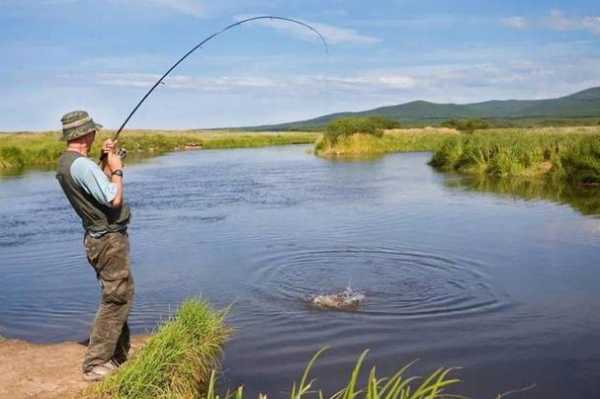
[309,287,365,311]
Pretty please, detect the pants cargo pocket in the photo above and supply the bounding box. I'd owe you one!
[101,276,133,305]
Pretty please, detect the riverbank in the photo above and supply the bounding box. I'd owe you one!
[0,298,466,399]
[429,127,600,184]
[88,299,229,399]
[314,128,457,158]
[0,336,148,399]
[0,130,318,171]
[0,299,227,399]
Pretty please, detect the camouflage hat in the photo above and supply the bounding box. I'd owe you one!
[60,110,103,141]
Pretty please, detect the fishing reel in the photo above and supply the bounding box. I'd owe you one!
[116,147,128,160]
[99,146,127,168]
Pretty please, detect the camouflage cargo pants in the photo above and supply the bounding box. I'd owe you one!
[83,231,134,372]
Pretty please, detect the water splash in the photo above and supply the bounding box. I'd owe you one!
[309,286,365,311]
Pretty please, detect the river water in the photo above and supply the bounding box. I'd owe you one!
[1,146,599,398]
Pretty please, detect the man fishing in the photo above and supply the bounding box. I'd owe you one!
[49,15,324,384]
[56,110,134,382]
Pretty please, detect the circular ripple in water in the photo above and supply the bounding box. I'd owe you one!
[249,247,508,318]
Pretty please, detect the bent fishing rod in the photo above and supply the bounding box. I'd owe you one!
[101,15,328,163]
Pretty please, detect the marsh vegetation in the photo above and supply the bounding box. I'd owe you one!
[429,127,600,184]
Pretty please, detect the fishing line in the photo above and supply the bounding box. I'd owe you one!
[104,15,328,155]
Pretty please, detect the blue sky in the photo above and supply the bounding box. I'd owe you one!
[1,0,600,130]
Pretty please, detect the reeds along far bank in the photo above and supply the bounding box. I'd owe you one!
[429,129,600,184]
[0,131,318,170]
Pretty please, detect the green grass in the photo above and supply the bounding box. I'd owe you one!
[429,127,600,184]
[315,128,458,158]
[79,299,519,399]
[206,348,464,399]
[0,130,318,171]
[87,299,230,399]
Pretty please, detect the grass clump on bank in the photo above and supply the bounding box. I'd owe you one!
[87,299,230,399]
[0,130,318,171]
[315,116,456,157]
[206,348,463,399]
[429,127,600,184]
[322,116,403,144]
[315,127,457,158]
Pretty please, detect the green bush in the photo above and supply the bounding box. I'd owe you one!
[324,117,400,144]
[367,116,402,130]
[441,118,490,134]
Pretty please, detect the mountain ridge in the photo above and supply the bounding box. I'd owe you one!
[241,87,600,130]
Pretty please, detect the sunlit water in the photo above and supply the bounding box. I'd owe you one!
[1,146,599,398]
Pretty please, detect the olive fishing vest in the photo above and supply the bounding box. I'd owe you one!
[56,151,130,235]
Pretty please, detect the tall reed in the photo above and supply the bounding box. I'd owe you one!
[205,348,463,399]
[429,129,600,183]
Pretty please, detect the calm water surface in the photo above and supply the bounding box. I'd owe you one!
[1,146,599,398]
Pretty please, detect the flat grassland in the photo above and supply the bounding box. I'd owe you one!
[0,130,318,170]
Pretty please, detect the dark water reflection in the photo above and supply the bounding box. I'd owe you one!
[1,147,599,398]
[447,174,600,216]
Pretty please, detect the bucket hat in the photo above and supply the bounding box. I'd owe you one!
[60,110,103,141]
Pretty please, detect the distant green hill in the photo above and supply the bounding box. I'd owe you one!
[243,87,600,130]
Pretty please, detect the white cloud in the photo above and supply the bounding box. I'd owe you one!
[2,0,206,16]
[235,15,381,45]
[582,16,600,35]
[504,10,600,36]
[544,9,578,31]
[500,10,600,35]
[95,73,278,91]
[107,0,204,17]
[93,71,417,93]
[544,10,600,36]
[501,16,528,29]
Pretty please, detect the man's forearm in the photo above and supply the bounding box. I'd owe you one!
[110,175,124,207]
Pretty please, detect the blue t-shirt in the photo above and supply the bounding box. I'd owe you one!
[70,157,117,206]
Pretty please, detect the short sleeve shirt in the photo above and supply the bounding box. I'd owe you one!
[70,157,117,206]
